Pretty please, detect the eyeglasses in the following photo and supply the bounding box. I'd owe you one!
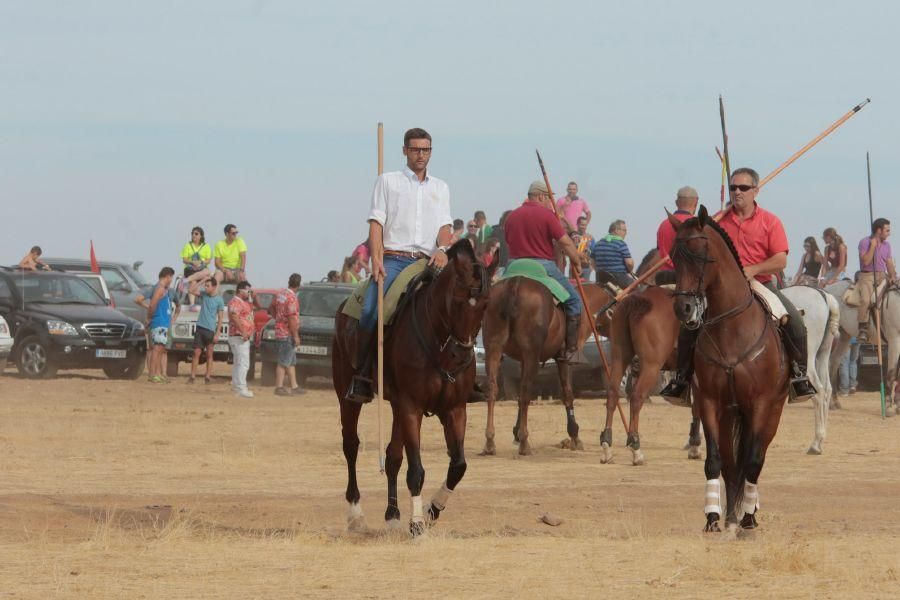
[229,230,238,235]
[729,184,757,192]
[406,147,432,155]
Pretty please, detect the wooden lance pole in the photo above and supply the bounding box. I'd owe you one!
[536,150,629,433]
[868,152,887,419]
[376,122,386,472]
[716,146,726,212]
[597,97,872,315]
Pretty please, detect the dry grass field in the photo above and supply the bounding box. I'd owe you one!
[1,366,899,599]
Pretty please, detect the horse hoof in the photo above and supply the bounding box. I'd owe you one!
[704,517,721,533]
[558,437,584,451]
[687,446,702,460]
[479,440,496,456]
[895,405,900,416]
[574,437,585,451]
[723,522,740,540]
[600,442,613,464]
[347,516,368,533]
[385,518,404,531]
[631,449,645,466]
[425,504,441,524]
[740,512,758,530]
[807,444,823,455]
[518,441,533,456]
[409,519,427,537]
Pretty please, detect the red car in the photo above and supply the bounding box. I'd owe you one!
[251,288,278,346]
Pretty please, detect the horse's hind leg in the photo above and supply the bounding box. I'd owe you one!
[427,405,467,524]
[626,359,661,466]
[384,410,404,529]
[340,399,366,531]
[556,359,583,450]
[601,347,632,464]
[481,346,503,456]
[399,406,426,536]
[685,391,703,460]
[516,359,538,456]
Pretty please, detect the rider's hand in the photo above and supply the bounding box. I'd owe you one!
[571,260,582,278]
[743,264,759,281]
[429,250,449,270]
[372,258,387,282]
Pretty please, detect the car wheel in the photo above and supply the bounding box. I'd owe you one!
[166,354,180,377]
[260,361,276,386]
[16,335,58,379]
[103,359,145,380]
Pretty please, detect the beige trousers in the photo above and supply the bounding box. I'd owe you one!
[856,271,884,322]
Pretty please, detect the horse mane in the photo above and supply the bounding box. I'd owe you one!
[636,248,659,276]
[679,215,744,272]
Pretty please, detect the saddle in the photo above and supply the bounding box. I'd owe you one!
[843,278,887,308]
[500,259,570,304]
[749,280,789,324]
[341,259,429,324]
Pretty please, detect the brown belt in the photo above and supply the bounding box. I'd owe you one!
[384,249,429,260]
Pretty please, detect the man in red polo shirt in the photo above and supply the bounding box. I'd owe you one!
[504,180,583,361]
[661,167,816,403]
[655,185,699,285]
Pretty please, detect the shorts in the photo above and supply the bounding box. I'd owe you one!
[150,327,169,346]
[184,265,208,278]
[193,326,216,349]
[276,338,297,367]
[219,268,243,281]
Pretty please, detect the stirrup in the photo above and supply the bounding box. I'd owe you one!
[661,378,691,406]
[344,375,374,404]
[788,376,817,403]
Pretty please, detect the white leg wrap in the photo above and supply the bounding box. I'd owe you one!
[704,479,722,515]
[347,502,364,521]
[742,481,759,516]
[430,482,452,512]
[410,495,424,522]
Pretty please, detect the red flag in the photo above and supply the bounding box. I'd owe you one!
[89,240,100,273]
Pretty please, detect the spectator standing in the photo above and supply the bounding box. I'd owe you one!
[792,236,824,286]
[214,224,247,283]
[271,273,303,396]
[341,256,363,284]
[464,220,479,249]
[228,281,256,398]
[147,267,179,383]
[351,241,371,278]
[474,211,493,245]
[856,218,896,342]
[18,246,51,271]
[571,216,595,281]
[556,181,591,233]
[822,227,848,285]
[187,277,225,384]
[450,219,465,244]
[593,220,634,288]
[492,210,513,268]
[838,336,860,396]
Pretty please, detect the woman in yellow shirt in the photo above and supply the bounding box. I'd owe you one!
[181,226,213,305]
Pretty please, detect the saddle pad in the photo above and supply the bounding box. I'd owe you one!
[658,283,676,291]
[341,259,429,322]
[750,280,787,322]
[500,259,571,303]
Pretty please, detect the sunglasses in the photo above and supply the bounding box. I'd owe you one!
[229,230,238,235]
[729,184,756,192]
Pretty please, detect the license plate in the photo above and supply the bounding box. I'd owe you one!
[298,345,328,356]
[96,349,126,359]
[214,343,229,353]
[860,356,879,365]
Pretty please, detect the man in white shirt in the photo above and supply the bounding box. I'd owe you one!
[345,127,454,403]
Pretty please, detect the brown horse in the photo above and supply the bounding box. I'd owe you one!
[333,240,496,536]
[480,279,612,456]
[670,206,789,533]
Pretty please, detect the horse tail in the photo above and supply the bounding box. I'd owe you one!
[825,292,840,338]
[498,277,520,322]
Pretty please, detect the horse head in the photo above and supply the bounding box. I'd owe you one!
[435,239,498,342]
[669,205,716,329]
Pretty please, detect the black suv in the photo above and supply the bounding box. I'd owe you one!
[0,269,147,379]
[259,283,355,386]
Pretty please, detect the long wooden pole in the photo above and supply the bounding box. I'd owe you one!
[376,122,386,472]
[868,152,886,419]
[716,146,726,212]
[597,97,872,314]
[536,150,629,433]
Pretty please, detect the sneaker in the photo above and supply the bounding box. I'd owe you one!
[291,386,307,396]
[186,377,195,384]
[274,387,292,396]
[849,387,857,395]
[235,389,254,398]
[150,375,166,384]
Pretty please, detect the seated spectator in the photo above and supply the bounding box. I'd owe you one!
[341,255,364,284]
[326,270,341,283]
[792,236,824,286]
[474,210,493,245]
[476,238,500,268]
[214,224,247,283]
[593,219,635,288]
[450,219,465,244]
[464,220,479,249]
[18,246,50,271]
[181,226,214,304]
[571,216,595,281]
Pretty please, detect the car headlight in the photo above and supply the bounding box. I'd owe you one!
[0,321,8,336]
[174,323,190,337]
[132,321,145,335]
[263,329,276,341]
[47,320,79,336]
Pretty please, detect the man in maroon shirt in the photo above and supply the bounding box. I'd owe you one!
[655,186,698,285]
[504,180,583,361]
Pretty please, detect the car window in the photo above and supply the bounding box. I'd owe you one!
[255,293,275,310]
[21,275,105,305]
[298,289,349,317]
[80,278,105,298]
[0,278,12,302]
[100,268,129,291]
[122,265,149,287]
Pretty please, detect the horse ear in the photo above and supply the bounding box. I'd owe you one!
[666,208,682,230]
[698,205,709,228]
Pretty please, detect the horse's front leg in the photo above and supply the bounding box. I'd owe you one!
[384,409,404,529]
[427,404,467,524]
[399,405,426,536]
[700,399,723,533]
[555,359,583,450]
[340,398,366,531]
[481,347,503,456]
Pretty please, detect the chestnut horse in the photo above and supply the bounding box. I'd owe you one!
[333,240,496,536]
[670,206,789,533]
[480,279,612,456]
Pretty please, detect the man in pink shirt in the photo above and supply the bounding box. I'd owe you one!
[227,281,256,398]
[856,218,896,341]
[556,181,591,233]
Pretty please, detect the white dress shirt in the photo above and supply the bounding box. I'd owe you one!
[367,166,452,255]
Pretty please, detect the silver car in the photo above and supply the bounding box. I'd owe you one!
[0,315,12,370]
[42,258,153,322]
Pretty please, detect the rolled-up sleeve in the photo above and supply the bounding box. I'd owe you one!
[367,174,388,225]
[768,217,790,255]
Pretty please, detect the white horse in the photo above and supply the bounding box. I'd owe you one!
[781,285,840,455]
[825,280,900,413]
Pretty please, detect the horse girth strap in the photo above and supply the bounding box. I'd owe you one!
[697,313,772,374]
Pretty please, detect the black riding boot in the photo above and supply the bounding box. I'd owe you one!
[857,321,869,343]
[781,325,817,403]
[558,313,583,363]
[345,329,375,404]
[660,327,699,406]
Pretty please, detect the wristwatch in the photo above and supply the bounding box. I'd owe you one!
[437,245,450,254]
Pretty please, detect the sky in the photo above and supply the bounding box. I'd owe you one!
[2,1,898,286]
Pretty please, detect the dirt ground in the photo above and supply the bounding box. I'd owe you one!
[1,365,899,599]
